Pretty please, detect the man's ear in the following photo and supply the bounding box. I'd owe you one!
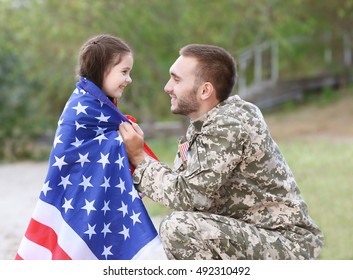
[200,82,214,100]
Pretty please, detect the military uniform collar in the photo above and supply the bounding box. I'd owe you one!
[190,96,234,132]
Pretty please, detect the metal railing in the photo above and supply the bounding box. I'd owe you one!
[235,33,353,98]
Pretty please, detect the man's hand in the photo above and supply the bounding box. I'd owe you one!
[119,122,146,168]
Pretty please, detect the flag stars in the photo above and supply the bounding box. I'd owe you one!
[115,153,125,170]
[58,174,73,190]
[81,199,97,215]
[102,245,113,260]
[101,223,112,238]
[84,224,97,240]
[52,155,68,170]
[75,121,86,131]
[94,126,107,136]
[129,188,140,202]
[100,176,111,192]
[62,197,74,213]
[72,102,88,115]
[130,210,142,226]
[53,134,63,148]
[115,178,126,194]
[97,152,110,168]
[95,112,110,123]
[71,137,84,148]
[41,181,52,196]
[115,134,123,146]
[94,134,108,145]
[119,225,130,240]
[76,152,90,167]
[117,201,128,217]
[30,86,160,260]
[79,175,93,192]
[101,200,111,215]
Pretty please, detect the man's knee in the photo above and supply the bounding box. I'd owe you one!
[159,211,188,242]
[160,211,216,259]
[159,211,228,260]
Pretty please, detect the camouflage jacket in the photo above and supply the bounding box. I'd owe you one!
[133,95,323,237]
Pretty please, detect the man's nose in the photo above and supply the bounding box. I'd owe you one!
[164,80,172,93]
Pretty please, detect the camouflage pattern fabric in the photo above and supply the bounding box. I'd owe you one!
[132,95,324,260]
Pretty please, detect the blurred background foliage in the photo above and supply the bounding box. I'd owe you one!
[0,0,352,160]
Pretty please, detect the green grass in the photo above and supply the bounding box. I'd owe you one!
[145,135,179,164]
[142,135,176,217]
[142,136,353,260]
[278,139,353,260]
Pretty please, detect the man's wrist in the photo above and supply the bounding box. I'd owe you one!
[131,153,146,168]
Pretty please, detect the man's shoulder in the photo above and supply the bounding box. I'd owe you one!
[216,95,255,119]
[203,96,246,133]
[222,95,263,120]
[223,94,258,109]
[203,95,264,137]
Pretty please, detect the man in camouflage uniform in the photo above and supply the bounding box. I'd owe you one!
[119,44,324,260]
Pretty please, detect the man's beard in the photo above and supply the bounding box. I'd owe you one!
[171,86,199,116]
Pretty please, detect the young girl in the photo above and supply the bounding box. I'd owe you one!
[78,34,133,103]
[16,34,166,260]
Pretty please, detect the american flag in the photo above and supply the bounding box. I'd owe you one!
[178,142,189,162]
[16,78,164,260]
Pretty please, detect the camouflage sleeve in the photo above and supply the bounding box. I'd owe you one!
[132,119,248,212]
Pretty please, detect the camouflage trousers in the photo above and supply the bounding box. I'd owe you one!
[159,211,322,260]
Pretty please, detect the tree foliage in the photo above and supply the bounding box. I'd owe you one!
[0,0,352,160]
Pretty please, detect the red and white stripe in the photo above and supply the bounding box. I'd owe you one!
[16,199,97,260]
[16,199,166,260]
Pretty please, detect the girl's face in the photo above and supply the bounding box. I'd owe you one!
[102,53,133,100]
